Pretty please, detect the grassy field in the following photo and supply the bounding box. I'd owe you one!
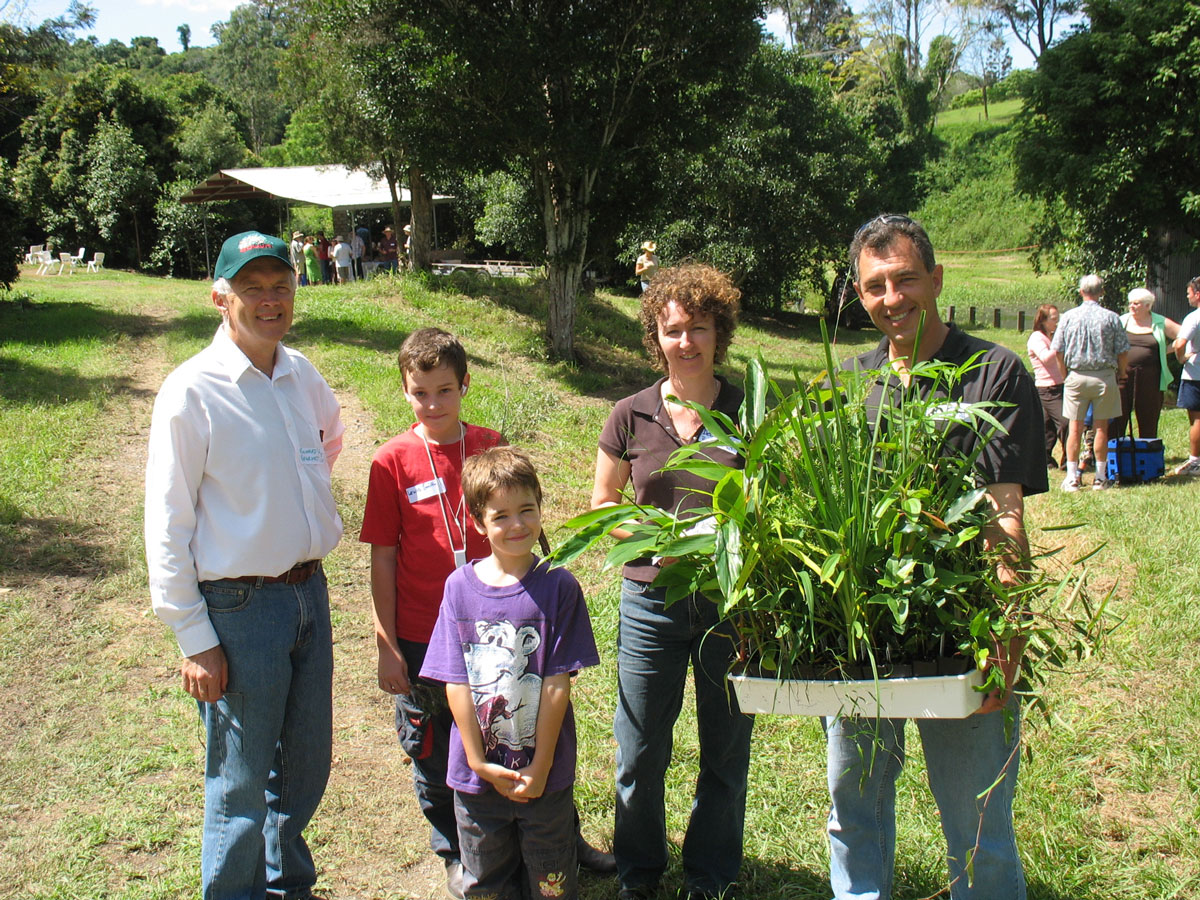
[2,265,1198,900]
[935,98,1023,128]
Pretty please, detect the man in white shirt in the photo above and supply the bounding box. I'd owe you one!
[145,230,344,900]
[1173,276,1200,475]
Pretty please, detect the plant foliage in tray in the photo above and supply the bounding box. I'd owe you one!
[552,331,1110,714]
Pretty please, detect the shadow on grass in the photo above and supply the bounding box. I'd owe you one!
[0,356,156,406]
[0,512,124,581]
[0,297,165,346]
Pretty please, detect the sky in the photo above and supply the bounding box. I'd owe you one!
[19,0,239,49]
[15,0,1038,70]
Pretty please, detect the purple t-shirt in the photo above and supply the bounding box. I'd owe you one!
[420,559,600,795]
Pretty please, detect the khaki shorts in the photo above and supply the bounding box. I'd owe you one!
[1063,369,1122,420]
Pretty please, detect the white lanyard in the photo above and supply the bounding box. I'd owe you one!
[419,424,469,569]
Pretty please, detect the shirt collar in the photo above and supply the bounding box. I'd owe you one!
[629,375,732,417]
[865,323,969,369]
[211,324,294,383]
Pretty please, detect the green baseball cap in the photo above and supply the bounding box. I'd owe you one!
[214,231,292,280]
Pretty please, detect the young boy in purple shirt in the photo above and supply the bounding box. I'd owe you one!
[421,448,599,900]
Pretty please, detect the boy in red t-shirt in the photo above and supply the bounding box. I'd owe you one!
[360,328,504,897]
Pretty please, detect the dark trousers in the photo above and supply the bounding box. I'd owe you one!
[1037,384,1068,466]
[396,638,459,862]
[1111,364,1164,439]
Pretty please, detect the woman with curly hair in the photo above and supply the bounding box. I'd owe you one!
[590,263,753,900]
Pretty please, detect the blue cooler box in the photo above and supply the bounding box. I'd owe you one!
[1106,437,1164,482]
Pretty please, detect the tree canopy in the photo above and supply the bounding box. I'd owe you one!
[1013,0,1200,286]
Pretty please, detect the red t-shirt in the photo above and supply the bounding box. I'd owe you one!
[360,423,504,642]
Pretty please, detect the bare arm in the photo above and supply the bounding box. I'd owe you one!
[370,544,410,695]
[1164,317,1181,341]
[445,682,524,799]
[1176,333,1194,364]
[590,447,634,540]
[512,673,571,800]
[977,482,1029,715]
[1116,350,1128,383]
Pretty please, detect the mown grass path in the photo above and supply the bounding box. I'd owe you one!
[2,269,1198,899]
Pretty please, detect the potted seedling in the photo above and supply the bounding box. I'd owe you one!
[553,330,1108,719]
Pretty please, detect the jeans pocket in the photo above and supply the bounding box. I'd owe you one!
[201,582,253,613]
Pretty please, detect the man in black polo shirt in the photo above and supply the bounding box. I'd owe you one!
[824,215,1047,900]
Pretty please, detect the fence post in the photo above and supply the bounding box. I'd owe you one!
[1018,311,1026,333]
[969,307,976,326]
[947,305,955,323]
[993,309,1001,328]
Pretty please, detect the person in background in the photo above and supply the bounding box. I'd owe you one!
[303,235,321,288]
[1110,288,1179,441]
[1051,274,1129,491]
[634,241,659,293]
[378,226,399,272]
[591,263,753,900]
[145,230,343,900]
[290,230,306,286]
[1172,276,1200,475]
[316,231,332,285]
[332,235,353,284]
[351,228,366,280]
[1027,304,1069,468]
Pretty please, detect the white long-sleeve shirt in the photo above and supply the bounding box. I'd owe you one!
[145,326,344,657]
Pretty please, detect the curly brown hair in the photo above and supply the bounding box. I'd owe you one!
[639,263,740,372]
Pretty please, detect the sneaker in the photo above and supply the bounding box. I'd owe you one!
[1174,458,1200,476]
[1061,474,1082,492]
[1092,477,1112,491]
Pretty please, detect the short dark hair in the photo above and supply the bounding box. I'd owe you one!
[1189,276,1200,294]
[398,327,468,388]
[1033,304,1058,335]
[639,263,740,372]
[462,447,543,524]
[849,214,936,280]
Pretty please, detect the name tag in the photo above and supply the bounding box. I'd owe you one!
[406,477,446,503]
[300,447,326,465]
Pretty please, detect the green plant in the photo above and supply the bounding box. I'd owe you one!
[554,328,1108,708]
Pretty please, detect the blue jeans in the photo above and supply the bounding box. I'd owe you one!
[613,578,754,895]
[198,570,334,900]
[825,699,1024,900]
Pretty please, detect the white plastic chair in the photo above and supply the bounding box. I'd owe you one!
[35,251,55,275]
[56,252,74,275]
[86,251,105,273]
[25,244,43,264]
[70,247,85,268]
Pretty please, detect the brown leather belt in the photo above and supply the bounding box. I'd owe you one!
[225,560,322,586]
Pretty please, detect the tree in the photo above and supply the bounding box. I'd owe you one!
[961,14,1011,118]
[178,23,190,51]
[624,44,871,310]
[211,0,296,153]
[85,118,157,265]
[1013,0,1200,290]
[993,0,1081,60]
[325,0,764,361]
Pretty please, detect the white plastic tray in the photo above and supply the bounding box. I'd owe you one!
[729,668,985,718]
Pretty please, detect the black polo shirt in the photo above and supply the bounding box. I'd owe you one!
[599,375,744,582]
[846,325,1049,497]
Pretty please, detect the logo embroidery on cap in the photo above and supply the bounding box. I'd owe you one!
[238,233,274,253]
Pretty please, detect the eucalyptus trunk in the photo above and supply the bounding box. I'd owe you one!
[536,163,595,362]
[380,152,405,264]
[408,166,434,272]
